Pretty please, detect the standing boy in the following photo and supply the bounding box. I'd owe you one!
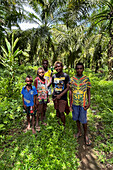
[69,63,91,145]
[42,59,52,95]
[42,59,52,119]
[21,75,37,134]
[52,61,70,126]
[34,67,48,131]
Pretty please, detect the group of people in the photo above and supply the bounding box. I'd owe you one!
[21,60,91,146]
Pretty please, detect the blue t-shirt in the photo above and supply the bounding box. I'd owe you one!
[21,86,37,106]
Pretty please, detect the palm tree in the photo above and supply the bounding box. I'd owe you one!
[20,0,67,65]
[91,0,113,79]
[0,0,27,54]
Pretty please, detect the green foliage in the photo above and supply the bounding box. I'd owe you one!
[88,72,113,166]
[0,104,79,169]
[0,66,113,169]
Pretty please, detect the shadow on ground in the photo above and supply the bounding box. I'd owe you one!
[77,135,103,170]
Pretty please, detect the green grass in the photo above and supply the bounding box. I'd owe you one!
[0,102,79,170]
[0,67,113,169]
[89,73,113,166]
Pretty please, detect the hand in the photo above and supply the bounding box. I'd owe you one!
[69,106,73,112]
[23,104,27,110]
[55,94,61,100]
[84,104,90,110]
[53,95,57,101]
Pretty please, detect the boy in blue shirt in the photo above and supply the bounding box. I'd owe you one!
[21,75,37,134]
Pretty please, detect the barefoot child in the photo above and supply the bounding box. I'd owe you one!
[69,63,91,145]
[42,59,52,95]
[52,61,70,126]
[21,75,37,134]
[34,67,48,131]
[42,59,52,119]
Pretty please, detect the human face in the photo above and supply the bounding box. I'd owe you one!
[38,69,44,78]
[25,77,32,86]
[55,63,63,73]
[76,65,84,77]
[43,61,48,69]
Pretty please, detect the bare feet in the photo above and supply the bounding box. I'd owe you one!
[27,125,31,130]
[75,132,82,138]
[36,126,41,132]
[84,135,92,146]
[32,129,36,134]
[41,122,47,126]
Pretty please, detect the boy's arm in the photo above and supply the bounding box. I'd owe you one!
[47,73,52,87]
[84,87,91,110]
[69,89,72,107]
[22,95,26,110]
[69,88,73,112]
[34,95,37,110]
[34,79,36,87]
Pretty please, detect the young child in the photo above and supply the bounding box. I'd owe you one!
[52,61,70,126]
[21,75,37,134]
[42,59,52,95]
[42,59,52,119]
[69,63,91,146]
[34,67,48,131]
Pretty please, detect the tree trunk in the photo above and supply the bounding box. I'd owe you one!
[108,37,113,80]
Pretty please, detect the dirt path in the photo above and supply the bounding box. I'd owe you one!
[77,135,104,170]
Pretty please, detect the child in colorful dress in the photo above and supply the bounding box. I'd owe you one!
[34,67,48,131]
[69,63,91,145]
[21,75,37,134]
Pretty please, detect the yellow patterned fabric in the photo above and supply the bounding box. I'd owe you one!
[70,75,91,107]
[44,70,52,82]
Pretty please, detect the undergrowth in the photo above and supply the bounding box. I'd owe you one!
[0,66,113,169]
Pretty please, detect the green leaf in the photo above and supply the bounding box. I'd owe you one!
[12,37,19,53]
[0,124,5,130]
[13,49,22,57]
[5,38,11,53]
[1,46,8,56]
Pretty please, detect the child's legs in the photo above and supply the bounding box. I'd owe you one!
[54,100,60,118]
[36,113,39,126]
[31,115,36,133]
[37,103,44,122]
[58,100,67,126]
[43,103,47,118]
[76,120,81,134]
[27,114,30,128]
[32,115,35,129]
[60,112,65,126]
[26,107,30,128]
[82,123,87,137]
[79,106,87,137]
[36,104,42,126]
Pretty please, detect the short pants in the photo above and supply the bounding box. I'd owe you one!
[72,105,87,124]
[23,106,36,116]
[54,99,67,113]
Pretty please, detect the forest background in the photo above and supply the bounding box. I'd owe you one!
[0,0,113,169]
